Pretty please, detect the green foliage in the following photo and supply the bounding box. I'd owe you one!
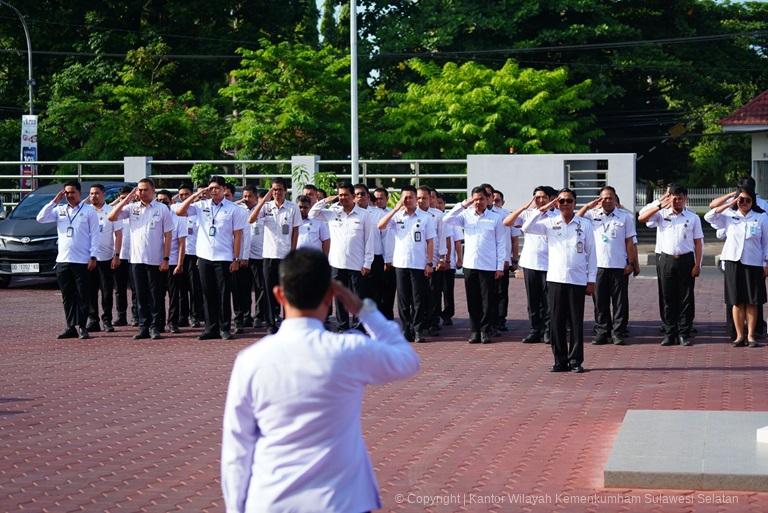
[220,40,351,159]
[382,59,602,158]
[313,171,338,195]
[189,163,221,187]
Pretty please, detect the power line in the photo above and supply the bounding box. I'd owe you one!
[0,47,240,60]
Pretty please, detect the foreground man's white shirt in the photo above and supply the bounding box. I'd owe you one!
[221,300,420,513]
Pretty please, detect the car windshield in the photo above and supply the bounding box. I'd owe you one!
[9,192,57,220]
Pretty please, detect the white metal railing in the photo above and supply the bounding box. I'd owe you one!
[634,186,733,213]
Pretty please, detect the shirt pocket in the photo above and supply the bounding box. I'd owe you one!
[746,220,760,239]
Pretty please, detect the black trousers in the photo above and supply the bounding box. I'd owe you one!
[165,268,184,327]
[428,269,446,328]
[367,254,385,310]
[56,262,90,329]
[464,268,496,334]
[381,264,397,320]
[593,267,629,339]
[185,255,204,324]
[114,259,137,322]
[495,266,510,325]
[441,269,456,320]
[523,267,549,336]
[262,258,282,327]
[395,267,429,336]
[131,263,163,330]
[655,253,664,321]
[333,267,365,328]
[659,252,695,338]
[249,258,268,323]
[88,259,114,324]
[548,281,586,368]
[198,257,233,334]
[232,265,253,327]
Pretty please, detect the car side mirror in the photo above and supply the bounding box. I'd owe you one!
[0,210,6,220]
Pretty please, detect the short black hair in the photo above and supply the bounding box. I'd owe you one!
[90,183,105,192]
[354,183,370,194]
[470,186,486,196]
[257,188,268,198]
[559,187,577,200]
[279,248,331,309]
[157,189,172,198]
[209,175,227,187]
[302,184,318,192]
[224,182,236,195]
[373,187,388,197]
[738,176,756,191]
[436,191,445,200]
[337,183,354,195]
[669,185,688,196]
[138,177,155,188]
[416,185,431,195]
[243,184,257,194]
[63,180,81,192]
[119,185,133,194]
[401,185,417,194]
[599,185,617,196]
[272,177,288,189]
[493,190,504,200]
[296,194,311,204]
[178,183,193,193]
[543,186,558,198]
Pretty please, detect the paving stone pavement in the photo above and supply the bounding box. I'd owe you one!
[2,269,768,513]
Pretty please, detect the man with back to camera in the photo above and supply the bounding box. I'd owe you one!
[175,176,246,340]
[108,178,173,340]
[36,180,99,340]
[85,183,123,334]
[221,248,420,513]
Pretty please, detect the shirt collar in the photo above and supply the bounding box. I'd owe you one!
[278,317,325,332]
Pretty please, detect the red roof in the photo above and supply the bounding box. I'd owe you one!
[720,90,768,126]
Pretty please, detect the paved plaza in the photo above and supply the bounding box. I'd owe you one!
[2,268,768,512]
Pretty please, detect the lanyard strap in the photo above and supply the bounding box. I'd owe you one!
[211,202,224,226]
[66,202,84,226]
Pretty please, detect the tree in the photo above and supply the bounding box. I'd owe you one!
[381,59,601,158]
[220,40,351,159]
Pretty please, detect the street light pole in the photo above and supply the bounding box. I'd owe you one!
[0,0,34,115]
[350,0,359,184]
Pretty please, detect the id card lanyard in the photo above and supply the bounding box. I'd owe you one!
[65,202,85,238]
[209,202,224,237]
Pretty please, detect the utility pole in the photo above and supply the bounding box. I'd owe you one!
[350,0,359,184]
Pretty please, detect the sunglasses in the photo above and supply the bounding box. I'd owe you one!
[558,198,575,204]
[738,196,752,204]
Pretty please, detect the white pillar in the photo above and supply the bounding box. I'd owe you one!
[350,0,359,184]
[124,156,152,183]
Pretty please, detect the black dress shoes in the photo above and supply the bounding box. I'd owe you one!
[660,336,675,346]
[468,333,480,344]
[85,322,101,333]
[198,331,221,340]
[522,332,541,344]
[57,327,78,339]
[551,364,568,373]
[678,335,693,346]
[149,328,162,340]
[480,332,491,344]
[220,331,234,340]
[133,328,150,340]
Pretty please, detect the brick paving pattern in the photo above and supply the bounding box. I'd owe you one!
[1,270,767,512]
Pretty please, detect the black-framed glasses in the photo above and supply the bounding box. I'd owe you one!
[558,198,575,204]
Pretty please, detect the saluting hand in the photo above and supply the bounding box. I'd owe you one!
[587,196,602,209]
[53,189,66,204]
[539,196,559,213]
[325,195,339,204]
[332,281,363,316]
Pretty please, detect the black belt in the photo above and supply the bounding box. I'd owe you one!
[661,252,693,260]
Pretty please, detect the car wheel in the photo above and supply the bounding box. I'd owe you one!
[0,275,10,288]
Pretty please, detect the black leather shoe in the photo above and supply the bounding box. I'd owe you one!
[551,365,568,372]
[522,333,541,344]
[104,321,115,333]
[414,332,427,343]
[221,331,234,340]
[592,337,609,345]
[86,322,101,333]
[113,317,128,327]
[732,339,746,347]
[571,365,585,373]
[543,332,551,344]
[191,320,201,328]
[198,331,221,340]
[133,328,150,340]
[679,336,693,346]
[612,335,626,346]
[468,332,480,344]
[168,324,180,334]
[130,319,140,327]
[78,327,90,339]
[149,328,162,340]
[480,332,491,344]
[660,336,675,346]
[748,340,761,348]
[57,327,78,339]
[234,326,244,334]
[442,317,453,326]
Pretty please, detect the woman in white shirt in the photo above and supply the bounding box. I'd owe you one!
[705,186,768,347]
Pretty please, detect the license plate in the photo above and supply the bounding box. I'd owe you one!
[11,263,39,273]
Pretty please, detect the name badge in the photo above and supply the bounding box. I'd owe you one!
[282,224,290,235]
[601,234,609,243]
[254,226,260,235]
[66,226,74,238]
[414,231,422,242]
[99,224,104,233]
[209,226,217,237]
[576,241,584,253]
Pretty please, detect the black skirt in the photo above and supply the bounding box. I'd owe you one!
[724,260,766,306]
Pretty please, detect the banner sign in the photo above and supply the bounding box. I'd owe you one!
[20,114,38,193]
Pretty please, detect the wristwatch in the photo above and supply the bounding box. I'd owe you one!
[163,256,170,261]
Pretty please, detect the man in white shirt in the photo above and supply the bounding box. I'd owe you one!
[638,184,704,346]
[377,185,436,342]
[373,187,397,320]
[249,177,302,333]
[108,178,174,340]
[577,186,638,346]
[156,190,187,334]
[36,180,99,340]
[112,185,138,327]
[176,176,246,340]
[417,186,448,335]
[176,184,203,328]
[443,186,506,343]
[354,184,385,309]
[504,186,557,344]
[85,183,123,333]
[309,183,376,331]
[243,187,269,329]
[491,189,521,333]
[521,188,597,373]
[221,248,419,513]
[297,195,330,253]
